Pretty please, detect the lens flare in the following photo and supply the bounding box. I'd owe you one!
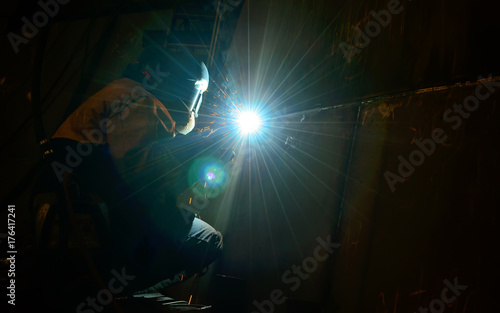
[207,172,216,181]
[237,110,261,134]
[188,158,230,199]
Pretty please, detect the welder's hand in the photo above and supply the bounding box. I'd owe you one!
[176,111,196,135]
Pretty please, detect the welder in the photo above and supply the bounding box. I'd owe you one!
[50,44,223,306]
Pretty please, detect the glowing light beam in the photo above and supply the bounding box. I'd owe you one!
[237,110,262,134]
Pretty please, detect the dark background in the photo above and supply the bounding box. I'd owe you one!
[1,0,499,312]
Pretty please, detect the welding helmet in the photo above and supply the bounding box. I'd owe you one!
[126,45,209,135]
[173,60,209,135]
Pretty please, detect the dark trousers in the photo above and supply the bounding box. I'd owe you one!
[50,138,223,294]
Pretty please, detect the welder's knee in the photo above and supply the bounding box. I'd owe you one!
[181,218,223,268]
